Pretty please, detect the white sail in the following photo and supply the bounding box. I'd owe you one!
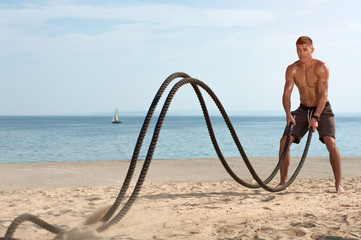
[112,108,121,123]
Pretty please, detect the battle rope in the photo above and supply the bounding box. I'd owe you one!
[2,72,312,239]
[96,76,313,233]
[2,213,63,240]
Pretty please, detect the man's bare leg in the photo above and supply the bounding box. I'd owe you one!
[278,135,294,187]
[324,136,346,194]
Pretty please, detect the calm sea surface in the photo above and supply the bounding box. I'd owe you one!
[0,115,360,164]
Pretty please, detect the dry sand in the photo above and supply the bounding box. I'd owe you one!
[0,157,360,239]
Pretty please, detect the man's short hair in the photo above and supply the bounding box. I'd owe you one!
[296,36,313,45]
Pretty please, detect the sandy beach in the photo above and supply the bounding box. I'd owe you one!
[1,157,360,239]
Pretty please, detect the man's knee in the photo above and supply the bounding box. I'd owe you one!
[280,135,294,146]
[323,136,337,151]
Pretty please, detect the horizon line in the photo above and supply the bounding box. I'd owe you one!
[1,110,361,117]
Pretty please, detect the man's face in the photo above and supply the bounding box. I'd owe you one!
[296,44,314,63]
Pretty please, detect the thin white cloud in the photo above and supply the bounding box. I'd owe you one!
[0,2,278,29]
[0,2,280,59]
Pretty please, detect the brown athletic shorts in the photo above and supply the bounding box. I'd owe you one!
[283,101,336,144]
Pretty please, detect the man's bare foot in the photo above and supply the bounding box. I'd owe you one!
[277,183,289,191]
[336,184,346,194]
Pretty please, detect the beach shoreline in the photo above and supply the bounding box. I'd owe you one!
[1,157,360,239]
[0,157,360,191]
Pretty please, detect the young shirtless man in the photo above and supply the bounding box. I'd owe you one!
[279,36,345,194]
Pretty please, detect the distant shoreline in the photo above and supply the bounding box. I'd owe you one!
[1,111,361,117]
[2,155,361,165]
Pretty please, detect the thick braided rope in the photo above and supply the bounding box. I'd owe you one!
[3,73,312,238]
[103,73,294,226]
[189,78,312,191]
[4,213,63,239]
[190,83,295,189]
[97,76,312,232]
[100,72,191,223]
[2,73,192,239]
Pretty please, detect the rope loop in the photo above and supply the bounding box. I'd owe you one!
[2,72,312,239]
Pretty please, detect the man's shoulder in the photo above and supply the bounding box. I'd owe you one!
[286,61,299,73]
[314,59,329,76]
[314,59,328,73]
[314,59,327,68]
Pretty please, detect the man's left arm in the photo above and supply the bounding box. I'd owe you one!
[310,62,329,130]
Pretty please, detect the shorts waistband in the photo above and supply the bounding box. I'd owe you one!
[300,101,330,110]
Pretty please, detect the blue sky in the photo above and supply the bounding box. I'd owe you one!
[1,0,360,115]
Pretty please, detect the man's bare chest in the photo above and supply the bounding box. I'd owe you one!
[294,67,318,88]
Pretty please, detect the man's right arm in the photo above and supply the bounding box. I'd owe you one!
[283,65,296,125]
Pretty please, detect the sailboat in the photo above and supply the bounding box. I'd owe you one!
[112,108,122,124]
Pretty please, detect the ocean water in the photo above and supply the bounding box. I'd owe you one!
[0,115,360,164]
